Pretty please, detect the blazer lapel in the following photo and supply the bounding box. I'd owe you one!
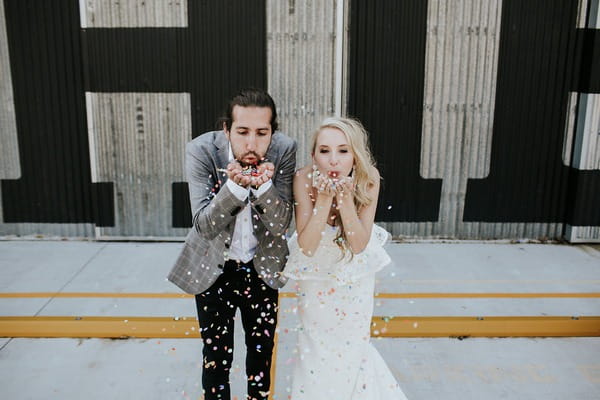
[264,133,280,166]
[214,131,231,183]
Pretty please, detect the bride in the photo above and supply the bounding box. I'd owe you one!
[283,117,408,399]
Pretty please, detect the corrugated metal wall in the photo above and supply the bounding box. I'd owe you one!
[267,0,337,167]
[418,0,504,238]
[566,1,600,242]
[80,0,187,27]
[81,0,189,239]
[0,0,19,234]
[1,0,598,241]
[1,0,268,239]
[348,0,599,240]
[0,0,18,182]
[566,93,600,242]
[86,93,191,238]
[1,0,101,238]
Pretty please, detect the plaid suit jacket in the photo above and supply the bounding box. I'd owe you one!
[167,130,297,294]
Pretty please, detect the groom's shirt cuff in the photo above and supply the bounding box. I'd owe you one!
[225,179,249,201]
[251,180,272,198]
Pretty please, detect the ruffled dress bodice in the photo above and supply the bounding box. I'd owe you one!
[283,224,392,284]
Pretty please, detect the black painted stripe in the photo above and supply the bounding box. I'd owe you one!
[573,28,600,93]
[2,0,113,225]
[463,0,600,225]
[348,0,442,223]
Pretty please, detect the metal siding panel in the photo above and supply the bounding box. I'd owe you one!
[579,93,600,171]
[0,223,95,238]
[380,221,563,241]
[0,0,19,230]
[566,225,600,243]
[81,0,187,27]
[0,0,20,181]
[87,93,190,238]
[563,92,579,166]
[566,94,600,239]
[564,0,600,241]
[419,0,502,237]
[590,0,600,28]
[267,0,336,167]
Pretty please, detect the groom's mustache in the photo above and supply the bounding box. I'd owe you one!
[237,151,264,166]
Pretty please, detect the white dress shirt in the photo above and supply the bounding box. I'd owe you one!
[225,144,272,263]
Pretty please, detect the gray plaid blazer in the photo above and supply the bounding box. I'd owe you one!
[167,130,297,294]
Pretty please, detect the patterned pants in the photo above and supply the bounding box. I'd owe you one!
[195,260,278,400]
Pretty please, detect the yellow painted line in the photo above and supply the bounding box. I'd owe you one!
[2,292,600,299]
[1,316,599,338]
[0,292,192,298]
[374,292,600,298]
[371,316,600,338]
[0,316,200,339]
[268,304,281,400]
[402,279,600,284]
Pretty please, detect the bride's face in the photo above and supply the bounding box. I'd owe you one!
[312,127,354,179]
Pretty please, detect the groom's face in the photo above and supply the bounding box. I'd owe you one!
[224,105,273,166]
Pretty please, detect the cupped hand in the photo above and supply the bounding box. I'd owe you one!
[313,175,336,198]
[251,162,274,187]
[226,160,252,187]
[334,177,355,203]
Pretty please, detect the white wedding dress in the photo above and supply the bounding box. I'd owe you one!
[283,224,408,400]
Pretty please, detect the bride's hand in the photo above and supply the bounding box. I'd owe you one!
[335,177,355,204]
[313,175,336,198]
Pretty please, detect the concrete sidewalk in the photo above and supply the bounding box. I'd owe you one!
[0,239,599,399]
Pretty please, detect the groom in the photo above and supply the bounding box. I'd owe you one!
[168,88,296,400]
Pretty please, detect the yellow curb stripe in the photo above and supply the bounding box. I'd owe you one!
[402,279,600,284]
[373,292,600,298]
[0,316,200,339]
[1,292,600,299]
[371,316,600,338]
[268,305,281,400]
[1,316,599,338]
[0,293,192,298]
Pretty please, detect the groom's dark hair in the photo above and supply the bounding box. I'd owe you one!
[219,88,279,132]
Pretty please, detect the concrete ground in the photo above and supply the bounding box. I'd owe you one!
[0,238,599,400]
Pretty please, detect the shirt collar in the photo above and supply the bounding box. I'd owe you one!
[227,142,234,162]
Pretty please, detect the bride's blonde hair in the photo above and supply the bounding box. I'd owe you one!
[311,117,379,256]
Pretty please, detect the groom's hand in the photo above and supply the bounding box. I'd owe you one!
[226,161,252,187]
[252,162,274,188]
